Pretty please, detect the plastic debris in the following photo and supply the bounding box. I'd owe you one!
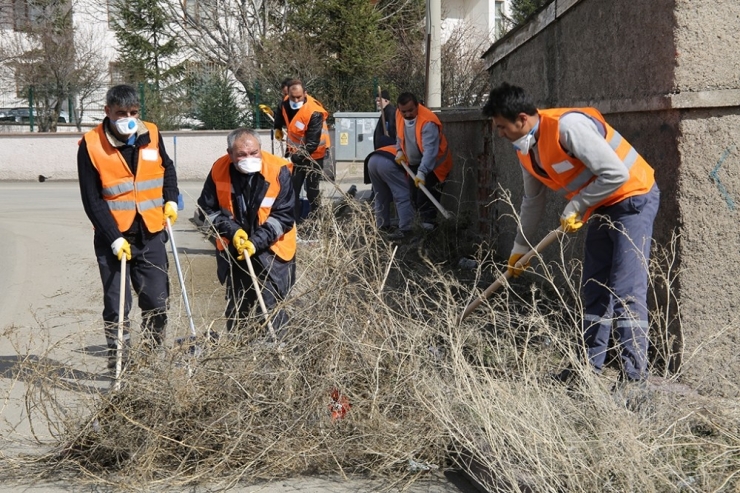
[408,458,438,472]
[457,257,478,270]
[328,388,351,420]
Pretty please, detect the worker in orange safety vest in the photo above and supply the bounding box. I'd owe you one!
[197,128,296,337]
[77,84,179,371]
[482,82,659,384]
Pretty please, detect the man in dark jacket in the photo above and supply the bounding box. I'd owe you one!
[77,84,179,370]
[197,128,296,336]
[373,89,397,149]
[277,80,331,221]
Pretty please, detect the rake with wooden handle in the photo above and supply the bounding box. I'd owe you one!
[458,228,564,323]
[114,255,127,391]
[397,159,452,220]
[243,253,278,342]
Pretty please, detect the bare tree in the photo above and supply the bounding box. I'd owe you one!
[0,0,107,132]
[165,0,282,94]
[440,21,491,108]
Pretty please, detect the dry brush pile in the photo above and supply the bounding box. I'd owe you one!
[2,198,740,492]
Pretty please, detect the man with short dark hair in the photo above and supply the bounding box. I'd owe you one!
[197,128,296,335]
[363,88,413,237]
[278,81,331,221]
[373,89,396,149]
[394,92,453,230]
[482,82,659,383]
[77,84,179,370]
[273,77,296,142]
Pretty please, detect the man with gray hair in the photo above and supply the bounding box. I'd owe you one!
[78,84,180,371]
[197,128,296,337]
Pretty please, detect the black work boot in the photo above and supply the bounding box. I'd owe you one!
[106,335,131,372]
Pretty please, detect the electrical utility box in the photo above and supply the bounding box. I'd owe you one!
[333,112,379,161]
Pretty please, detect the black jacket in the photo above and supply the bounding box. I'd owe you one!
[373,103,397,149]
[77,119,179,247]
[197,159,295,283]
[277,99,326,165]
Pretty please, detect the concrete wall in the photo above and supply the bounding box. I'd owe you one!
[437,110,494,235]
[483,0,740,394]
[0,130,275,181]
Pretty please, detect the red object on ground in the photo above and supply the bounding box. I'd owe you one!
[329,388,351,420]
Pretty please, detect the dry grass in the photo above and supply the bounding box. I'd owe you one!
[1,196,740,492]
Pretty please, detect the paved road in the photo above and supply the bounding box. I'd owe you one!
[0,180,472,493]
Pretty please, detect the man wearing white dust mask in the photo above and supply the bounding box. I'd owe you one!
[77,84,180,371]
[483,82,659,385]
[197,128,296,338]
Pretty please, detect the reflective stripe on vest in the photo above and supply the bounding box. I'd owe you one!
[282,96,331,160]
[83,122,165,233]
[395,104,453,182]
[517,107,655,221]
[210,152,296,261]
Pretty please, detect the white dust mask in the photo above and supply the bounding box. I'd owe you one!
[289,100,304,110]
[114,117,137,136]
[404,117,416,127]
[236,157,262,174]
[512,120,539,154]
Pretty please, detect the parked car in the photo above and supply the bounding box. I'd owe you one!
[9,107,70,123]
[0,108,15,121]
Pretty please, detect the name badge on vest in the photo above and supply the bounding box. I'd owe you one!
[295,121,306,130]
[141,149,159,161]
[552,160,574,173]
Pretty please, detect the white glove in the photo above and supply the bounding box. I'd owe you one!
[413,171,426,188]
[111,237,131,261]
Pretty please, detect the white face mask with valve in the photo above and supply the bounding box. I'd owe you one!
[114,117,137,136]
[404,117,417,127]
[289,100,304,110]
[512,120,539,154]
[236,157,262,174]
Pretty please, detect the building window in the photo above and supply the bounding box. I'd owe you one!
[494,1,506,39]
[109,62,126,85]
[183,0,217,29]
[0,0,13,29]
[13,0,45,32]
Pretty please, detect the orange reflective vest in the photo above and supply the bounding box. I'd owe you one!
[282,97,331,160]
[395,104,453,182]
[83,121,165,233]
[211,152,296,262]
[518,107,655,221]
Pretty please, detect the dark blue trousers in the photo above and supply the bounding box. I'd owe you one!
[406,164,443,225]
[581,185,660,381]
[96,231,170,349]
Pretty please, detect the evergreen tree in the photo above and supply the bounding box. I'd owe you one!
[190,73,245,130]
[510,0,551,26]
[111,0,183,127]
[256,0,393,112]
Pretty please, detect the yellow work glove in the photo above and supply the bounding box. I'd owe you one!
[394,151,407,165]
[233,229,248,252]
[111,237,132,261]
[560,201,584,233]
[507,243,530,278]
[237,240,256,261]
[259,104,274,117]
[164,201,178,225]
[274,129,284,141]
[413,171,426,188]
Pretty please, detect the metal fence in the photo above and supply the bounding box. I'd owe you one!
[0,74,398,133]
